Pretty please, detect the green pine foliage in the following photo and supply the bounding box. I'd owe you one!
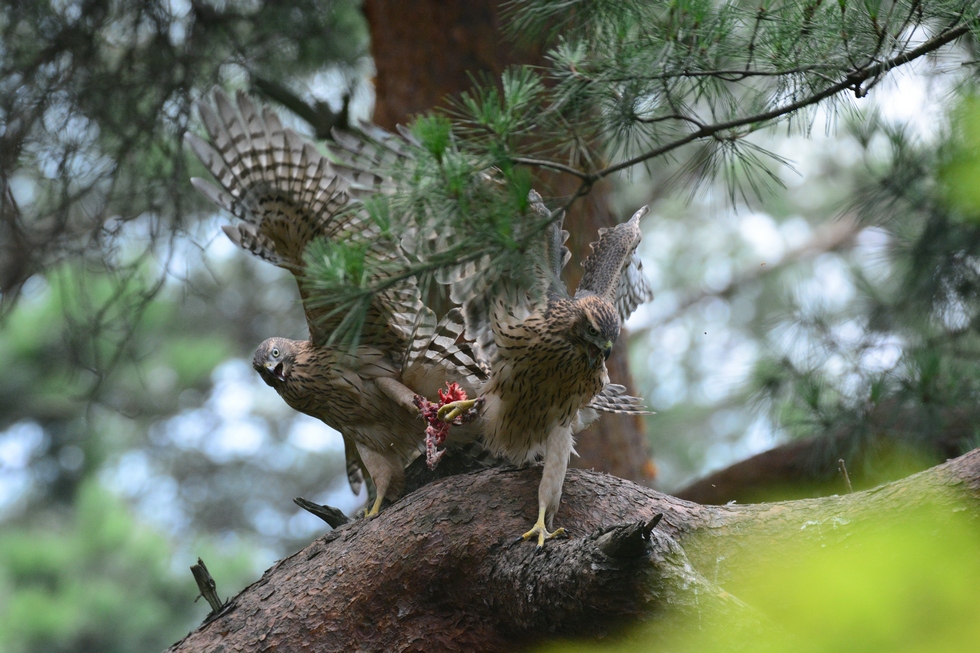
[310,1,980,343]
[1,0,367,358]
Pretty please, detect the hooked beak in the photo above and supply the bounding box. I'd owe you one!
[265,361,286,382]
[602,341,613,360]
[587,341,614,367]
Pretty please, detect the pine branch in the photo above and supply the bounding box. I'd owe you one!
[510,18,976,182]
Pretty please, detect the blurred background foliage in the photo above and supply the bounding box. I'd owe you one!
[3,0,980,651]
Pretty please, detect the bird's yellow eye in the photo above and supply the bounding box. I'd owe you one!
[588,326,599,336]
[272,348,280,358]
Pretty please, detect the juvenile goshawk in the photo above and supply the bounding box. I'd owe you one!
[438,192,653,546]
[185,90,482,517]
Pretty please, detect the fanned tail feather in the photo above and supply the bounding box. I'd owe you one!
[587,383,653,415]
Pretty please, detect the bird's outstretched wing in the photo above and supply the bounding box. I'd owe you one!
[328,123,416,193]
[323,125,493,384]
[446,190,571,364]
[529,190,573,302]
[328,127,572,366]
[185,89,423,349]
[575,206,653,324]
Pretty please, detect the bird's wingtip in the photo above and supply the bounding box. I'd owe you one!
[630,205,649,223]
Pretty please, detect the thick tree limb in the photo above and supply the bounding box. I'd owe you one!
[676,399,974,504]
[166,448,980,652]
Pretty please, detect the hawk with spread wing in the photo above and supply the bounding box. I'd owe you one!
[320,126,653,545]
[438,192,653,546]
[185,90,482,517]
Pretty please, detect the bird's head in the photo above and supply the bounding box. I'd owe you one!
[571,295,620,367]
[253,337,298,387]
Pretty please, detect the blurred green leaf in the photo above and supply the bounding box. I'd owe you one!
[543,506,980,653]
[940,95,980,217]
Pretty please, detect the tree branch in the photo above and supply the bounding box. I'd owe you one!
[293,497,349,528]
[595,20,973,180]
[675,398,974,504]
[512,20,975,182]
[166,447,980,652]
[252,77,350,140]
[633,214,861,333]
[189,558,231,624]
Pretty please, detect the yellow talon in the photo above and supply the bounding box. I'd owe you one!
[437,399,478,422]
[363,494,384,519]
[521,507,567,547]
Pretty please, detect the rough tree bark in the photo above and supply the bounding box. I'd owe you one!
[362,0,654,484]
[167,447,980,652]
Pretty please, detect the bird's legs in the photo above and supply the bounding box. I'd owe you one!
[364,492,384,519]
[522,507,567,547]
[521,425,573,547]
[356,445,402,519]
[375,377,422,415]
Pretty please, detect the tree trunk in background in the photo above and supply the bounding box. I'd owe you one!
[363,0,654,484]
[364,0,531,129]
[166,448,980,652]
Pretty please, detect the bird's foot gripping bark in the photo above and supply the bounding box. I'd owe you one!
[520,507,568,548]
[363,494,384,519]
[436,398,480,422]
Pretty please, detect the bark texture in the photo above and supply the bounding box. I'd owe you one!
[363,0,654,483]
[363,0,539,129]
[167,448,980,653]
